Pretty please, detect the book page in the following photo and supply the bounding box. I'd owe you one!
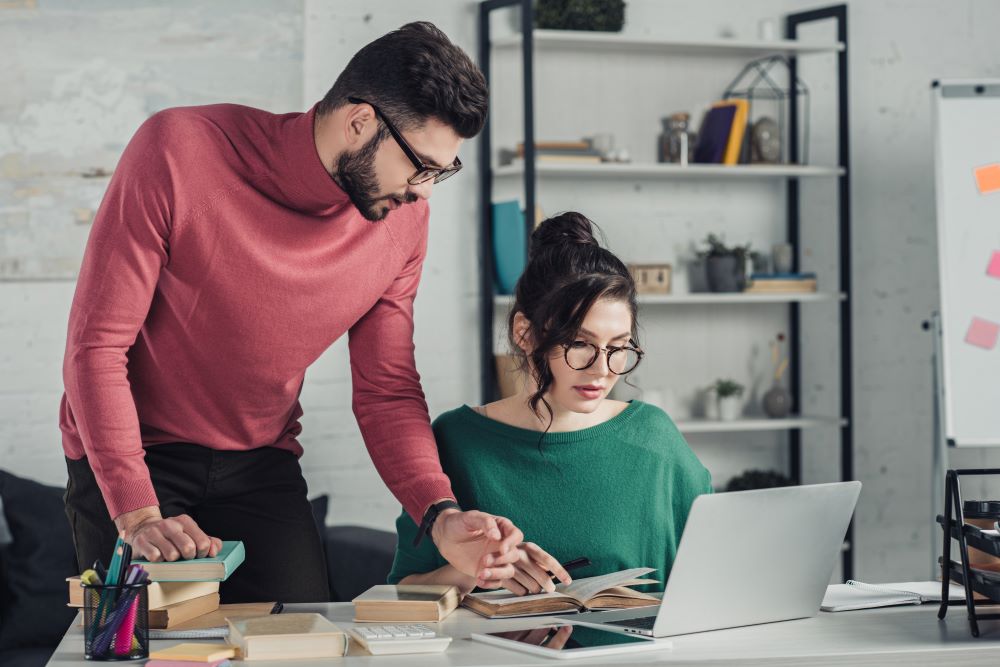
[557,568,657,604]
[464,589,573,607]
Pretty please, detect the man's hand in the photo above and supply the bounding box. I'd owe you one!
[430,508,523,588]
[114,506,222,562]
[499,542,573,596]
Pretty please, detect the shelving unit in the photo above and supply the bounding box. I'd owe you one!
[478,1,853,577]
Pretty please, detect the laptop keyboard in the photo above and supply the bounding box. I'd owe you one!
[605,615,656,630]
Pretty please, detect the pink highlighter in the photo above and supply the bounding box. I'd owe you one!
[113,595,139,656]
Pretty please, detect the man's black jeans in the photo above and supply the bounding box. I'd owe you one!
[64,443,330,603]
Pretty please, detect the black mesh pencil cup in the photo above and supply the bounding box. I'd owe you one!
[82,581,150,660]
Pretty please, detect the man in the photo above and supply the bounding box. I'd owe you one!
[61,22,565,603]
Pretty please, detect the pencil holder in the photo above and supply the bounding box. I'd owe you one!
[82,582,149,661]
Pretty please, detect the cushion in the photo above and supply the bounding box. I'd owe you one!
[0,470,78,650]
[325,525,397,602]
[309,494,329,535]
[0,647,54,667]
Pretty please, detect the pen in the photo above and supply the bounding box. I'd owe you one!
[549,557,591,582]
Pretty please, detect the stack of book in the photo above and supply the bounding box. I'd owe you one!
[743,272,818,293]
[504,140,604,165]
[68,577,220,630]
[69,541,245,631]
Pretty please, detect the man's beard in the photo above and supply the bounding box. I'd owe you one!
[334,131,417,222]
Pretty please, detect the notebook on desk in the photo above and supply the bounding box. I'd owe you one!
[821,581,966,612]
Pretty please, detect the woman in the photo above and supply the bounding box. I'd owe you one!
[389,212,711,595]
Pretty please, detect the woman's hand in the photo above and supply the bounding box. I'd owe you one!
[499,542,573,596]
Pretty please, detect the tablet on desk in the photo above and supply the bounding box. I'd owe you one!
[470,623,671,660]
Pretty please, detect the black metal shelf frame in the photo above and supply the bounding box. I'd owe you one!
[477,1,854,579]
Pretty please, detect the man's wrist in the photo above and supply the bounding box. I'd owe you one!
[430,507,461,545]
[113,505,162,536]
[413,499,460,547]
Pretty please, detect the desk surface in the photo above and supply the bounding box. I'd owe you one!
[47,602,1000,666]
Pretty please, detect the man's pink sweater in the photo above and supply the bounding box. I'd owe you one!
[60,104,453,522]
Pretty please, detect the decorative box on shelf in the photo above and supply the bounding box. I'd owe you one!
[629,263,672,294]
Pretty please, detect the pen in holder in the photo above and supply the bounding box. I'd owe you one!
[82,581,150,661]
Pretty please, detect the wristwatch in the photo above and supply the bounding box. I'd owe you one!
[413,500,461,547]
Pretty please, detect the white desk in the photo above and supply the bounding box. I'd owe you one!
[46,602,1000,666]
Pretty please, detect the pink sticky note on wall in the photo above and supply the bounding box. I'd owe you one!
[988,251,1000,280]
[966,317,1000,350]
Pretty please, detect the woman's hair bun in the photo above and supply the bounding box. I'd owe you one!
[529,211,599,258]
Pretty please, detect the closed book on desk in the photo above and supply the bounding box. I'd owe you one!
[462,568,659,619]
[133,541,245,582]
[148,643,235,662]
[353,584,460,622]
[226,613,348,660]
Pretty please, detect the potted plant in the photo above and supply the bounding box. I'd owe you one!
[535,0,626,32]
[713,378,745,421]
[698,234,751,292]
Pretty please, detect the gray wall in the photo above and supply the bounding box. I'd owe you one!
[2,0,1000,583]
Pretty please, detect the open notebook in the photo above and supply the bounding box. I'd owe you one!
[821,581,966,612]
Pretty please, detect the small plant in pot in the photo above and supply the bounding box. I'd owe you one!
[698,234,752,293]
[713,378,745,421]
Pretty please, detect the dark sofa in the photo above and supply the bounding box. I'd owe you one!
[0,469,398,667]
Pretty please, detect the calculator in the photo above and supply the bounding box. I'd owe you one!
[347,624,452,655]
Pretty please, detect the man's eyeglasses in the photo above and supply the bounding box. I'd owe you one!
[348,96,462,185]
[562,341,643,375]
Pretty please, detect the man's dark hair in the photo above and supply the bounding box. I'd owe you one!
[317,21,488,139]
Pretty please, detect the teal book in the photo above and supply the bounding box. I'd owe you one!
[134,541,245,582]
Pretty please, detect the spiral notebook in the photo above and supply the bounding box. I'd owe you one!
[821,580,965,612]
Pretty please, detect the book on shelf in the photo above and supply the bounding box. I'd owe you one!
[744,272,818,293]
[693,103,738,164]
[462,567,660,619]
[508,154,604,165]
[352,584,461,622]
[516,140,592,154]
[67,576,219,609]
[226,613,348,661]
[132,540,245,582]
[714,99,749,165]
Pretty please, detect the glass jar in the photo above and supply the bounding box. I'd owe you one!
[659,113,695,166]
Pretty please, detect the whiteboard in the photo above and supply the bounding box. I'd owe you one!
[932,80,1000,446]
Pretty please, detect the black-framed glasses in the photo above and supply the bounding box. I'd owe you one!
[348,96,462,185]
[562,340,643,375]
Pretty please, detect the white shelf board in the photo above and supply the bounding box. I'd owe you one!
[675,415,847,434]
[494,292,845,307]
[494,162,845,179]
[493,31,844,57]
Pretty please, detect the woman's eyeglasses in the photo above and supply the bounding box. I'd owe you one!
[562,341,643,375]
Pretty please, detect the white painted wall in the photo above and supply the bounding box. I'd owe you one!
[3,0,1000,584]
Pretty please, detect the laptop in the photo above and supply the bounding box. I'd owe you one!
[572,481,862,638]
